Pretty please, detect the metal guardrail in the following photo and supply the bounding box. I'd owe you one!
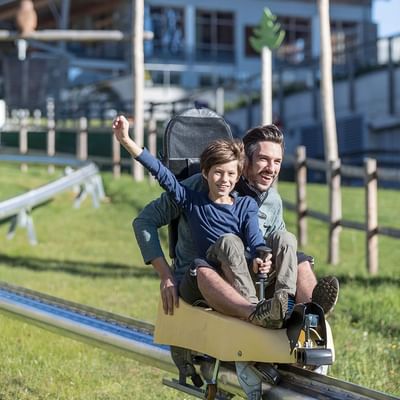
[0,282,398,400]
[0,155,105,245]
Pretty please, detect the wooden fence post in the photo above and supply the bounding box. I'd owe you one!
[19,110,28,171]
[46,98,56,173]
[328,159,342,265]
[112,133,121,179]
[77,117,88,161]
[148,118,157,157]
[295,146,307,247]
[365,158,378,275]
[216,87,225,115]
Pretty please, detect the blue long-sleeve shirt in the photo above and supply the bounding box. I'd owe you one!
[136,148,265,259]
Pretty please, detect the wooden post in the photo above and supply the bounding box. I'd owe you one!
[132,0,145,181]
[148,118,157,157]
[77,117,88,161]
[19,111,28,171]
[365,158,378,275]
[215,87,224,115]
[261,46,272,125]
[328,159,342,265]
[318,0,339,165]
[47,98,56,173]
[112,133,121,179]
[296,146,307,247]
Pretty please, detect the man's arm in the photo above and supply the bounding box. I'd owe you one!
[260,187,286,239]
[273,190,286,232]
[133,192,181,315]
[133,173,206,315]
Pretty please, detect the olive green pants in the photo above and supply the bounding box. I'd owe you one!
[179,231,298,305]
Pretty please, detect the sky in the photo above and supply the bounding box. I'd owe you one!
[372,0,399,37]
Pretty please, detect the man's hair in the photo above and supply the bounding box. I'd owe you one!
[200,139,244,175]
[243,124,285,161]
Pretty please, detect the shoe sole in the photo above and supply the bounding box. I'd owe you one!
[312,276,339,316]
[250,291,288,329]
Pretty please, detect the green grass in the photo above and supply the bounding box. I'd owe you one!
[0,163,399,398]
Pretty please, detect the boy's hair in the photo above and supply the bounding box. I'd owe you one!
[200,139,244,175]
[243,124,285,161]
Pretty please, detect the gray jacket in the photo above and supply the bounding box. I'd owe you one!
[133,174,285,282]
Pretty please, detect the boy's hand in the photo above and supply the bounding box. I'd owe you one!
[112,115,131,145]
[252,253,272,275]
[112,115,142,157]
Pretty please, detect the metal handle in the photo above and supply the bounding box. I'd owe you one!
[255,246,272,300]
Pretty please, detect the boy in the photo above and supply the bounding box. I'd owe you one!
[112,115,282,325]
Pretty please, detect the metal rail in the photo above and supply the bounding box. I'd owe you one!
[0,155,105,244]
[0,282,397,400]
[0,29,154,42]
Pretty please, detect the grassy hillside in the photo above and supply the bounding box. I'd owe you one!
[0,163,399,398]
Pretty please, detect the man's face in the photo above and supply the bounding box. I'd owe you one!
[243,141,283,192]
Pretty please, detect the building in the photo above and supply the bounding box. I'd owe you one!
[0,1,398,171]
[143,0,376,88]
[0,0,377,108]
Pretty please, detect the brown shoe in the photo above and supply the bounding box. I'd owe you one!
[249,291,288,329]
[312,276,339,317]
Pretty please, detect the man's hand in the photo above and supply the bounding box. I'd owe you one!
[160,276,179,315]
[152,257,179,315]
[252,253,272,275]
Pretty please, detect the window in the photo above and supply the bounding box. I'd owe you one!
[149,70,182,86]
[244,26,259,58]
[331,20,358,64]
[146,6,185,59]
[276,16,312,64]
[196,10,235,62]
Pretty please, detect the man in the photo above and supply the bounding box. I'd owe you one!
[133,124,339,327]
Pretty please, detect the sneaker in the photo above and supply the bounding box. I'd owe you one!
[311,276,339,317]
[249,291,288,329]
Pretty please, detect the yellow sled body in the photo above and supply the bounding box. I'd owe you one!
[154,299,335,364]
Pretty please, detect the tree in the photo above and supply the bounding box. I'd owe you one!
[250,8,285,125]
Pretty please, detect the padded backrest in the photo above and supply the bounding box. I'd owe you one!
[162,107,233,181]
[162,107,233,258]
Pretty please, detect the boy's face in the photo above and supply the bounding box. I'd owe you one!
[202,160,240,202]
[243,141,282,192]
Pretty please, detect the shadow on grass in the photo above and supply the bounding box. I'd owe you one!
[332,274,400,287]
[0,254,157,279]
